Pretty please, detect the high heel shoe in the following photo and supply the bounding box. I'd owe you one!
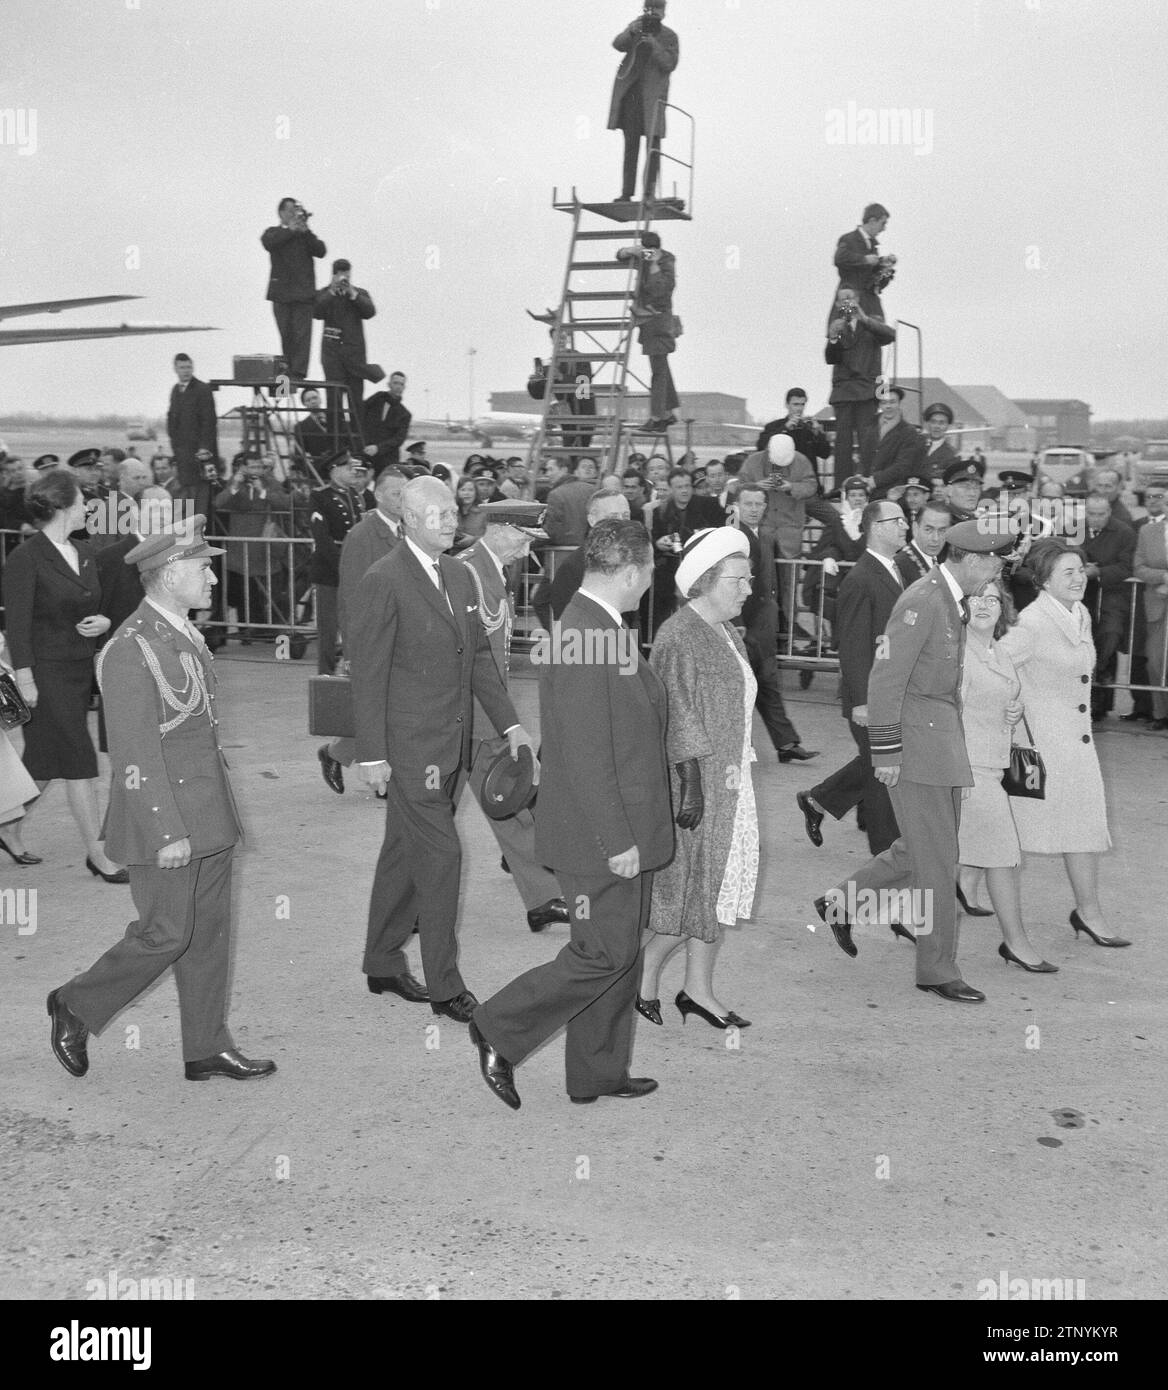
[635,995,663,1026]
[956,883,994,917]
[1069,909,1130,948]
[890,922,916,943]
[998,942,1058,973]
[86,856,129,885]
[0,836,42,866]
[674,990,751,1030]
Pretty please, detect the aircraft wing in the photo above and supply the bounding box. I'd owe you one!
[0,323,216,346]
[0,295,142,321]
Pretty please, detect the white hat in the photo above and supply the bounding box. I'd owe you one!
[674,527,750,599]
[768,434,795,466]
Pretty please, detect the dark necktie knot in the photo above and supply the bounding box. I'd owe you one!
[960,597,971,625]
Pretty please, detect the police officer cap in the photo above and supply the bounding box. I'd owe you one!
[923,402,954,424]
[943,458,986,484]
[998,469,1034,488]
[33,453,61,470]
[477,743,537,821]
[319,447,364,473]
[841,474,871,494]
[68,448,102,469]
[124,514,224,572]
[944,518,1016,554]
[478,500,548,539]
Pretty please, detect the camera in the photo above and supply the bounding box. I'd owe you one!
[640,10,662,34]
[839,300,857,319]
[334,277,350,294]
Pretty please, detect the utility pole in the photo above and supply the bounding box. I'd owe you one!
[467,347,477,423]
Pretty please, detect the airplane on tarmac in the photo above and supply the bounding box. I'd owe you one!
[0,295,216,346]
[439,412,541,447]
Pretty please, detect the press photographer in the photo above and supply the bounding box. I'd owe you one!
[313,258,380,443]
[824,287,895,480]
[608,1,679,203]
[261,197,327,380]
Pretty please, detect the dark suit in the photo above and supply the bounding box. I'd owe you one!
[60,602,243,1061]
[842,567,973,987]
[315,285,377,435]
[543,476,596,548]
[738,522,800,750]
[361,393,412,475]
[309,483,365,674]
[832,227,886,316]
[474,593,672,1097]
[294,409,333,465]
[895,541,936,587]
[166,379,219,492]
[650,495,725,627]
[809,551,902,854]
[871,419,929,498]
[825,312,896,481]
[350,540,519,1000]
[1079,515,1136,717]
[3,531,102,780]
[262,223,328,378]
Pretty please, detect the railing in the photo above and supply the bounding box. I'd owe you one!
[4,530,1167,696]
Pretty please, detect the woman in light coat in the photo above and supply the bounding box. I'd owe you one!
[638,529,758,1030]
[999,540,1130,948]
[957,580,1056,971]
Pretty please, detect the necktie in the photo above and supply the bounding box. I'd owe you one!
[960,598,971,625]
[433,560,451,613]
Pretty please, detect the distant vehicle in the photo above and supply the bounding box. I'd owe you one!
[1034,446,1093,495]
[1133,439,1168,499]
[127,421,157,441]
[467,412,540,446]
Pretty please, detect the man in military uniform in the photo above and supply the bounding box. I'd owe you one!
[943,457,986,521]
[46,517,276,1082]
[921,402,962,482]
[309,449,368,675]
[460,502,570,934]
[814,519,1015,1002]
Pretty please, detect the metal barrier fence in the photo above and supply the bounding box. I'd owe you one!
[3,530,1166,697]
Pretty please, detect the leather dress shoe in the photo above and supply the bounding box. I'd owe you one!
[469,1020,520,1110]
[86,856,129,884]
[779,745,819,763]
[916,980,986,1003]
[527,898,570,932]
[814,894,857,958]
[184,1048,277,1081]
[367,970,430,1002]
[796,791,824,848]
[431,990,479,1023]
[571,1077,658,1104]
[317,744,344,794]
[47,988,89,1077]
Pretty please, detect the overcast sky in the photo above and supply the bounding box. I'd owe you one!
[1,0,1163,424]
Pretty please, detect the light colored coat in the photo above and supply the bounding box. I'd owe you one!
[648,604,751,941]
[1134,515,1168,623]
[998,592,1111,853]
[961,636,1021,771]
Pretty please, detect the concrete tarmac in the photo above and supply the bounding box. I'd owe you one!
[1,651,1164,1301]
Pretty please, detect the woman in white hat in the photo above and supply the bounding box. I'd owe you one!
[637,528,758,1029]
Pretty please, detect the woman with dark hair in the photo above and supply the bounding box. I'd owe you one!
[999,539,1130,948]
[3,470,125,880]
[637,528,758,1030]
[957,578,1057,970]
[453,475,485,545]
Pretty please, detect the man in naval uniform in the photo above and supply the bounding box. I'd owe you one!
[460,502,570,934]
[46,517,276,1083]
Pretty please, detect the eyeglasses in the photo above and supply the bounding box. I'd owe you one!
[970,595,1002,606]
[718,574,754,588]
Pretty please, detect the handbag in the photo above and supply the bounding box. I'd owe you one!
[1001,713,1046,799]
[0,671,32,731]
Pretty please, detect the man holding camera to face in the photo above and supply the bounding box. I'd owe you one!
[825,286,896,482]
[609,1,679,204]
[261,197,327,381]
[314,259,379,444]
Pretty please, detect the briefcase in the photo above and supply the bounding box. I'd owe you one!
[308,676,354,738]
[233,354,288,385]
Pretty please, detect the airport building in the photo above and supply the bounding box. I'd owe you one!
[1011,398,1093,448]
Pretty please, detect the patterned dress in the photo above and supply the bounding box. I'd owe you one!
[715,632,760,925]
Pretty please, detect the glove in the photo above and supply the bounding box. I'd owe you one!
[675,758,704,831]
